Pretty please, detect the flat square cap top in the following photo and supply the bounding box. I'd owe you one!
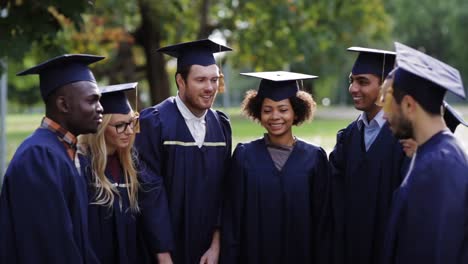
[100,82,138,115]
[348,46,396,79]
[241,71,318,101]
[17,54,105,101]
[157,39,232,70]
[395,42,465,99]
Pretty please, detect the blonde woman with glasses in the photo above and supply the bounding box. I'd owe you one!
[78,83,174,264]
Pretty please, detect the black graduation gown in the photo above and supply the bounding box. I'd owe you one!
[0,128,98,264]
[329,121,408,264]
[134,97,232,264]
[221,138,331,264]
[80,155,173,264]
[382,130,468,264]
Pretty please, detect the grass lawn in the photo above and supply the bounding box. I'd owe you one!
[4,109,353,164]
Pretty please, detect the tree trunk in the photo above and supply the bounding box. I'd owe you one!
[136,0,170,105]
[197,0,211,39]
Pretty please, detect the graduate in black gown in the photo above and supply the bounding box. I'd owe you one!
[78,82,174,264]
[0,54,104,263]
[134,39,232,264]
[329,47,408,264]
[221,71,331,264]
[380,42,468,264]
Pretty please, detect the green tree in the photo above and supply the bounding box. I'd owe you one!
[386,0,468,102]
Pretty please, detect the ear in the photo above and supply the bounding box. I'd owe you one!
[176,73,186,91]
[56,95,70,113]
[401,94,416,116]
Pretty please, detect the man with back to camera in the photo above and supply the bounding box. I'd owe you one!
[0,54,105,263]
[329,47,408,264]
[135,39,232,264]
[381,42,468,264]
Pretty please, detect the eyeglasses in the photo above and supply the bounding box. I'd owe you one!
[109,116,139,134]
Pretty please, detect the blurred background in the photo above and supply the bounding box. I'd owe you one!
[1,0,467,173]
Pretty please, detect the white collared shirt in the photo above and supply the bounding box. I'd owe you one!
[357,109,386,151]
[175,95,207,148]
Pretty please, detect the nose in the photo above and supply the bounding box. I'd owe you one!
[124,124,134,135]
[205,80,216,93]
[271,110,280,119]
[96,101,104,114]
[348,82,358,94]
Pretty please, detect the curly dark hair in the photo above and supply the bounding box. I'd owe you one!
[241,90,316,126]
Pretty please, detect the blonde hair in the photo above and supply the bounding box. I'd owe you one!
[78,113,140,213]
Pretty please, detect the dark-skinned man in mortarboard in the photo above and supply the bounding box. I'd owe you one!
[0,54,104,264]
[329,47,409,264]
[134,39,232,264]
[380,42,468,264]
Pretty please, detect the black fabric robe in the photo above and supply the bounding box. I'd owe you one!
[329,121,408,264]
[382,130,468,264]
[0,128,98,264]
[80,154,173,264]
[222,138,331,264]
[134,97,232,264]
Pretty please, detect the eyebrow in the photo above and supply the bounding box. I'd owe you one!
[352,76,371,82]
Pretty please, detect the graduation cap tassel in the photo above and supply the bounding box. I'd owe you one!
[218,44,225,93]
[134,86,140,133]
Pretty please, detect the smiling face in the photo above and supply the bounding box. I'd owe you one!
[260,97,296,143]
[177,64,220,117]
[349,73,382,119]
[104,112,136,154]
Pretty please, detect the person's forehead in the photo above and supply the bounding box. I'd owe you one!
[188,64,219,76]
[350,73,380,81]
[262,97,291,106]
[67,81,100,95]
[110,112,133,121]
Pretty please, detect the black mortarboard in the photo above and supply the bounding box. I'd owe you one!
[348,47,396,80]
[100,82,138,114]
[443,101,467,133]
[240,71,318,101]
[17,54,105,101]
[392,42,466,113]
[157,39,232,71]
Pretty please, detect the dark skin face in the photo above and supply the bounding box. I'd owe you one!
[349,73,382,121]
[47,81,103,136]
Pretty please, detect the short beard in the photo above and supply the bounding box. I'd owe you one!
[393,110,414,140]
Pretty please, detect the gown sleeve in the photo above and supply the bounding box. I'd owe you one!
[134,108,164,178]
[394,160,468,264]
[135,109,175,254]
[328,127,348,264]
[138,165,174,254]
[221,143,245,264]
[0,146,85,264]
[216,110,233,227]
[312,147,333,264]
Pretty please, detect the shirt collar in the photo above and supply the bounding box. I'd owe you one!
[175,94,207,122]
[40,117,77,148]
[357,109,386,130]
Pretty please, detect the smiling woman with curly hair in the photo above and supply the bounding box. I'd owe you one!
[221,71,331,264]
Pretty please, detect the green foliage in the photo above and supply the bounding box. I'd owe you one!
[215,0,392,103]
[386,0,468,100]
[0,0,91,59]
